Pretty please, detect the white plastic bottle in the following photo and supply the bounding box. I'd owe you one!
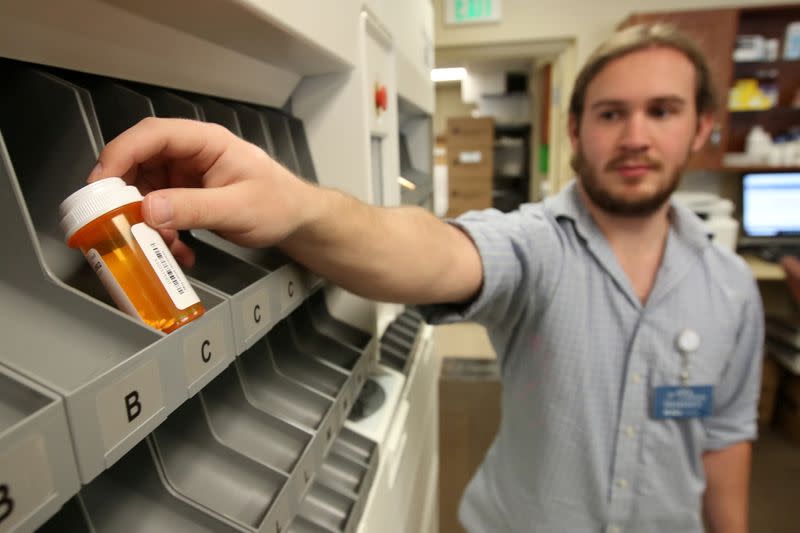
[745,126,772,163]
[784,22,800,60]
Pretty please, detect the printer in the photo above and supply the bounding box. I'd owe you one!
[672,192,739,252]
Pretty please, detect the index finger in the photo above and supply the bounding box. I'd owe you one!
[87,117,233,185]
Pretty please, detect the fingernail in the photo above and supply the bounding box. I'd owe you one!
[87,161,103,182]
[147,194,173,227]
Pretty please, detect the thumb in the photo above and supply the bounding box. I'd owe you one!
[143,187,246,233]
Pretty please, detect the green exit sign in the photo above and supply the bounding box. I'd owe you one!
[446,0,502,25]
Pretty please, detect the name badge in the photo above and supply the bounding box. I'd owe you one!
[652,385,713,419]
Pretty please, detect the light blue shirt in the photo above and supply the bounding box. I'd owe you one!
[421,181,764,532]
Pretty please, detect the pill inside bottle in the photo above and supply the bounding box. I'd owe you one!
[60,177,205,333]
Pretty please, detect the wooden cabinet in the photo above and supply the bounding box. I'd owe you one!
[620,9,739,170]
[621,5,800,172]
[727,5,800,161]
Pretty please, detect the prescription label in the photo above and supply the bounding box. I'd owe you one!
[131,223,200,310]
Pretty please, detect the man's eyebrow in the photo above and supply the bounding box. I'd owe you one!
[649,95,687,106]
[589,95,688,110]
[590,99,626,110]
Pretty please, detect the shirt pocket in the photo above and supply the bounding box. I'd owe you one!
[637,326,735,498]
[651,325,734,389]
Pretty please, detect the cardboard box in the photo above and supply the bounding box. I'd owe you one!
[447,143,494,182]
[447,141,493,169]
[449,176,492,195]
[447,195,492,217]
[447,172,493,216]
[439,357,501,533]
[447,117,494,144]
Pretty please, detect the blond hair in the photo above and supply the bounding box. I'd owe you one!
[569,24,717,125]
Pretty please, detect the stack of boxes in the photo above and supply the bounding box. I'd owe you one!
[445,117,494,217]
[438,357,501,533]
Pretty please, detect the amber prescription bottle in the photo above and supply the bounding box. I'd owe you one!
[59,178,204,332]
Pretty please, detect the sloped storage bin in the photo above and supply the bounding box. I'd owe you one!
[0,364,80,532]
[0,64,236,481]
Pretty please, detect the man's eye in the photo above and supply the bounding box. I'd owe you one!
[599,110,622,121]
[649,106,675,119]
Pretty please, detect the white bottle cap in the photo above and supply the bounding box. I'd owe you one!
[59,177,143,241]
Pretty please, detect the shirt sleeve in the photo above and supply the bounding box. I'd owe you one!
[417,204,563,330]
[703,277,765,450]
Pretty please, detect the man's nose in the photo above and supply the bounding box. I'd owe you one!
[618,111,651,151]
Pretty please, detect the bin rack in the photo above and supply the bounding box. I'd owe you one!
[0,65,241,482]
[0,57,383,530]
[36,306,379,533]
[41,425,379,533]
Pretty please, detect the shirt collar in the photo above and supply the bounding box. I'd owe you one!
[544,179,711,253]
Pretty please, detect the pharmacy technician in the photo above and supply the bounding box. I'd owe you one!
[89,24,764,533]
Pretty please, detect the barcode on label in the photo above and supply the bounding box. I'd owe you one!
[131,222,201,311]
[150,242,186,295]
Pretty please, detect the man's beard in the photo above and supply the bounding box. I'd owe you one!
[571,148,689,217]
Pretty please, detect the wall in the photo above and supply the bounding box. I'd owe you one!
[434,82,477,137]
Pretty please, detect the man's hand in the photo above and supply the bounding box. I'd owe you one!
[89,117,318,265]
[781,256,800,305]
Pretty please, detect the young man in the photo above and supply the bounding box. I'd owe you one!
[90,24,763,532]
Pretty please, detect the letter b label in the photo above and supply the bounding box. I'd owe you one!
[125,390,141,422]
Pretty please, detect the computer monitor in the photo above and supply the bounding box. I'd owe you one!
[741,171,800,239]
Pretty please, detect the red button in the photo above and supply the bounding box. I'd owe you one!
[375,84,388,112]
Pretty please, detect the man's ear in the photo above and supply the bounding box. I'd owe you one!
[691,112,715,153]
[568,114,580,152]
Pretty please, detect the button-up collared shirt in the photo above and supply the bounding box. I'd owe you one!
[422,181,764,532]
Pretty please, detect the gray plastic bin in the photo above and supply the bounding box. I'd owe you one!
[286,115,318,184]
[261,109,301,176]
[230,102,277,157]
[151,396,292,530]
[35,496,92,533]
[81,441,245,532]
[0,365,80,533]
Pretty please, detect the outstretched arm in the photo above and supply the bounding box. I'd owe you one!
[90,117,482,304]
